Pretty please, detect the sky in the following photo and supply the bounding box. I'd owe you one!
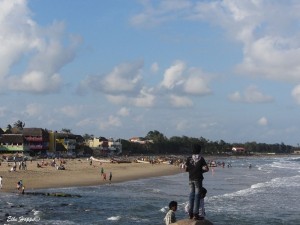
[1,0,300,146]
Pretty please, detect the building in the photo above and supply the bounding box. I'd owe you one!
[55,132,77,155]
[232,147,246,153]
[0,134,30,153]
[22,128,49,154]
[87,137,122,156]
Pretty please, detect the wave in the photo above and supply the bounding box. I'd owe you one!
[209,175,300,201]
[107,216,121,221]
[287,157,300,162]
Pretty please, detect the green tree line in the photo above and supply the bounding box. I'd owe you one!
[120,130,294,155]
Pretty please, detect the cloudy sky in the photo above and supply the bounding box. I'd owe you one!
[1,0,300,145]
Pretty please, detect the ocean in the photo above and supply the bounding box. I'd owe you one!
[0,156,299,225]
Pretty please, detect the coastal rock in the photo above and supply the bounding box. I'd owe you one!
[172,219,214,225]
[24,192,81,197]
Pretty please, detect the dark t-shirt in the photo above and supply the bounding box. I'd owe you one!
[186,156,208,180]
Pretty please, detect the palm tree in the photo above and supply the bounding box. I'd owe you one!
[13,120,25,129]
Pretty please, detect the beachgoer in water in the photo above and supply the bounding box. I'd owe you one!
[17,180,23,192]
[164,201,177,225]
[21,186,25,194]
[109,172,112,183]
[185,144,209,220]
[0,176,3,189]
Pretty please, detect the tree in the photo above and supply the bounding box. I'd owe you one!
[83,133,94,141]
[145,130,167,143]
[61,128,71,133]
[6,124,12,130]
[13,120,25,129]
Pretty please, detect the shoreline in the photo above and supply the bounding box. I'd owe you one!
[0,158,184,193]
[0,154,297,193]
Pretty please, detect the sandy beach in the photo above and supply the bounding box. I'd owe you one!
[0,158,183,193]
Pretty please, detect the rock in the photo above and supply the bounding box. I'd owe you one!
[24,192,81,197]
[172,219,214,225]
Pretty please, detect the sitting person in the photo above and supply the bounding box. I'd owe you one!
[164,201,177,225]
[56,165,65,170]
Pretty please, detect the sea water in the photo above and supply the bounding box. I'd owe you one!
[0,156,299,225]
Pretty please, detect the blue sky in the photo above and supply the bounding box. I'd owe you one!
[1,0,300,145]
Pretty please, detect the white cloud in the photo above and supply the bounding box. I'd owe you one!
[82,60,210,109]
[160,61,212,96]
[130,0,192,27]
[192,1,300,83]
[78,61,143,95]
[258,117,268,126]
[291,84,300,104]
[132,87,156,107]
[133,1,300,83]
[228,91,242,102]
[99,115,122,130]
[117,107,130,117]
[169,95,193,108]
[103,61,143,93]
[160,60,185,90]
[106,87,156,108]
[228,85,273,103]
[60,105,81,118]
[9,71,62,93]
[76,118,94,127]
[176,120,190,131]
[106,95,128,105]
[183,69,211,95]
[0,106,7,117]
[24,103,43,117]
[151,62,159,73]
[0,0,80,93]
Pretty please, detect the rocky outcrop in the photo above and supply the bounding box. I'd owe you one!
[172,219,214,225]
[24,192,82,197]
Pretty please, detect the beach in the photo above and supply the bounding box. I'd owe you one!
[0,158,183,193]
[0,156,299,224]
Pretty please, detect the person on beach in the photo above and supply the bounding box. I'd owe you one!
[101,167,104,176]
[164,201,177,225]
[109,172,112,183]
[185,144,209,220]
[0,176,3,189]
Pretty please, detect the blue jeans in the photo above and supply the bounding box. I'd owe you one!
[189,179,203,215]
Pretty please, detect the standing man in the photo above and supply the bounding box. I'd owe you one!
[109,172,112,183]
[0,176,3,189]
[185,144,209,220]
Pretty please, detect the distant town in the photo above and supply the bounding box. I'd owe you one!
[0,120,299,157]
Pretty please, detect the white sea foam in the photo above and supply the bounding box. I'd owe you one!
[44,220,76,225]
[32,209,40,216]
[160,207,167,213]
[107,216,121,221]
[152,188,161,193]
